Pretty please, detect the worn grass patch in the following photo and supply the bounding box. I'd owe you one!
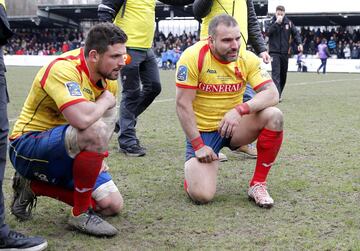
[3,67,360,250]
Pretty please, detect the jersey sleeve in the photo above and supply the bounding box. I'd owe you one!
[175,46,199,89]
[40,60,87,111]
[244,51,273,91]
[106,79,119,97]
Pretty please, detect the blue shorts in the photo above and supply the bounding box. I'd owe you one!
[185,131,234,161]
[9,125,112,190]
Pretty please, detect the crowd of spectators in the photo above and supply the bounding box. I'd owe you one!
[3,26,360,62]
[153,30,198,69]
[290,27,360,59]
[3,28,84,55]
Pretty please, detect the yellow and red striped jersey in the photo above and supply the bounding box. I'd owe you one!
[175,40,272,132]
[10,48,118,139]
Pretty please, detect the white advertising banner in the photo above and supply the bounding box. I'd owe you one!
[262,58,360,73]
[4,55,360,73]
[268,0,359,14]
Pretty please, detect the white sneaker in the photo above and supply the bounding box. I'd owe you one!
[218,152,228,162]
[248,183,274,208]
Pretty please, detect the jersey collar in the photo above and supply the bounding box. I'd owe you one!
[79,47,107,90]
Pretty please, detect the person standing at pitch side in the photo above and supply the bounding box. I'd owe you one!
[266,5,302,100]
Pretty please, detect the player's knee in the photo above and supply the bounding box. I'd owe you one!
[93,181,122,215]
[82,120,109,151]
[95,192,123,215]
[108,192,124,214]
[265,107,283,130]
[270,107,283,129]
[188,188,215,204]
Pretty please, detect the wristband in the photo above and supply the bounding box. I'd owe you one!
[191,136,205,151]
[235,103,250,116]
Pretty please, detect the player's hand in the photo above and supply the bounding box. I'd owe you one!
[218,109,241,138]
[99,90,116,109]
[276,15,283,24]
[195,145,218,163]
[260,51,271,64]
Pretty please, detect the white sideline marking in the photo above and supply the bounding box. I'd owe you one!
[153,98,174,103]
[291,78,360,87]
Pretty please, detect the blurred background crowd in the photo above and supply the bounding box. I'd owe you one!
[4,26,360,69]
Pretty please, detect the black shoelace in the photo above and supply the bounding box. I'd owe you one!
[85,208,103,226]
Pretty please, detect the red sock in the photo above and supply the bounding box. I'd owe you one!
[72,151,104,216]
[31,180,74,205]
[30,180,97,209]
[250,128,283,187]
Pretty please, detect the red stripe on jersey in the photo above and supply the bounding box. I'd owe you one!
[253,79,273,91]
[198,44,209,73]
[59,98,87,112]
[40,53,82,88]
[176,83,198,89]
[79,48,90,78]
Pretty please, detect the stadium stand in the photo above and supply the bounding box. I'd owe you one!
[4,0,360,71]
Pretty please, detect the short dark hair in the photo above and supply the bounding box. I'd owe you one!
[276,5,285,12]
[208,14,238,37]
[84,22,128,57]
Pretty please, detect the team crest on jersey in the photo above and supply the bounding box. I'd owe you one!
[234,66,243,79]
[285,24,289,30]
[65,82,83,96]
[177,65,188,81]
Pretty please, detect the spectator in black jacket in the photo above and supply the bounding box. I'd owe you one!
[0,1,47,250]
[266,5,302,100]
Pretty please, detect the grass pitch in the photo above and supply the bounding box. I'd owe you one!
[3,67,360,250]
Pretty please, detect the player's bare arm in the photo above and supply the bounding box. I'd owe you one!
[62,90,116,130]
[175,87,200,141]
[246,81,279,112]
[218,81,278,138]
[176,87,218,163]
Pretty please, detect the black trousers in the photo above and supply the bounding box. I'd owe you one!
[0,47,10,238]
[117,48,161,148]
[271,53,289,97]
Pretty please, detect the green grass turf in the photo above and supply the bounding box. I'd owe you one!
[3,67,360,250]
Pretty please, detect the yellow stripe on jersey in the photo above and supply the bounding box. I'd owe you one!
[8,144,49,163]
[114,0,156,49]
[10,48,118,139]
[175,40,272,132]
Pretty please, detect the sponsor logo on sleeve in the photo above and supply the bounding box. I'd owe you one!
[65,82,83,96]
[261,69,271,78]
[177,65,188,81]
